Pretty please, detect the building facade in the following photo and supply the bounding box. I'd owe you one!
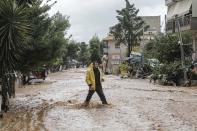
[103,35,127,75]
[140,16,161,47]
[165,0,197,60]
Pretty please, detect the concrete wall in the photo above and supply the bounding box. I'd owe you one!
[192,33,197,61]
[192,0,197,17]
[141,16,161,33]
[191,0,197,61]
[191,18,197,30]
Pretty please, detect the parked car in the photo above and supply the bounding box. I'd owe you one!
[23,68,47,85]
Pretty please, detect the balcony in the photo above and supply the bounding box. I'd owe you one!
[166,14,193,33]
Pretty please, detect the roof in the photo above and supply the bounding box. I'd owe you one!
[103,35,114,41]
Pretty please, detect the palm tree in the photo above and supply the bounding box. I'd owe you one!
[16,0,36,6]
[0,0,30,112]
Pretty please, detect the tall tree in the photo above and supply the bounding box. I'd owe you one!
[78,42,90,66]
[110,0,145,57]
[43,12,70,66]
[17,0,52,72]
[18,2,70,73]
[89,35,101,62]
[64,40,79,62]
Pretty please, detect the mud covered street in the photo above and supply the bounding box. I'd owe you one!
[1,69,197,131]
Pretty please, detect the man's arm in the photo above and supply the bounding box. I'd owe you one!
[86,70,92,85]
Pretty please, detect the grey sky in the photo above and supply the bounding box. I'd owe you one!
[48,0,167,43]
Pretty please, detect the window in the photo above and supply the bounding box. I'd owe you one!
[115,42,120,48]
[112,60,120,65]
[103,41,108,48]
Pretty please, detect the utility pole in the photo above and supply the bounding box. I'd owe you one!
[141,27,145,66]
[175,15,188,83]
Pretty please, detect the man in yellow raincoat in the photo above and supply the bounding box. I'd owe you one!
[85,61,108,105]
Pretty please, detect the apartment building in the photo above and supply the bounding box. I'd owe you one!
[103,35,127,75]
[165,0,197,60]
[141,16,161,47]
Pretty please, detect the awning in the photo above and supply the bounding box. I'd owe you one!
[167,3,177,20]
[167,0,192,20]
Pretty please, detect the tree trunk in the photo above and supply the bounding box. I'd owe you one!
[1,75,10,112]
[128,44,131,57]
[127,41,132,57]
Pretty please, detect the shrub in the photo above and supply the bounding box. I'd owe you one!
[119,62,128,72]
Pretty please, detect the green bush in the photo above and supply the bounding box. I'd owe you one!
[119,62,128,72]
[157,62,181,75]
[144,33,193,64]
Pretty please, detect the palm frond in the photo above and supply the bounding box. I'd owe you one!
[0,0,30,75]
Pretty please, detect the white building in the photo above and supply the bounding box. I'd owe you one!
[165,0,197,60]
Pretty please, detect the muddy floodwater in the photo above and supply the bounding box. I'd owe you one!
[1,69,197,131]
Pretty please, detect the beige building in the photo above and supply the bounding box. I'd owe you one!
[103,35,127,75]
[140,16,161,47]
[165,0,197,60]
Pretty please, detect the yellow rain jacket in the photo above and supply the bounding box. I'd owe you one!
[86,63,104,90]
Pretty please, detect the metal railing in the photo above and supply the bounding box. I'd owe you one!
[166,14,192,32]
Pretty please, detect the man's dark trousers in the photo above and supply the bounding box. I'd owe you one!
[85,86,107,104]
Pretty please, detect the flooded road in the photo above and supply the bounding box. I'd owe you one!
[1,69,197,131]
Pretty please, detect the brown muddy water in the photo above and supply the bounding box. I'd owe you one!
[0,69,197,131]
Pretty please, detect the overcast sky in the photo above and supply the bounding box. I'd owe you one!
[48,0,167,43]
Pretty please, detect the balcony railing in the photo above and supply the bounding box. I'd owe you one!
[166,14,192,32]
